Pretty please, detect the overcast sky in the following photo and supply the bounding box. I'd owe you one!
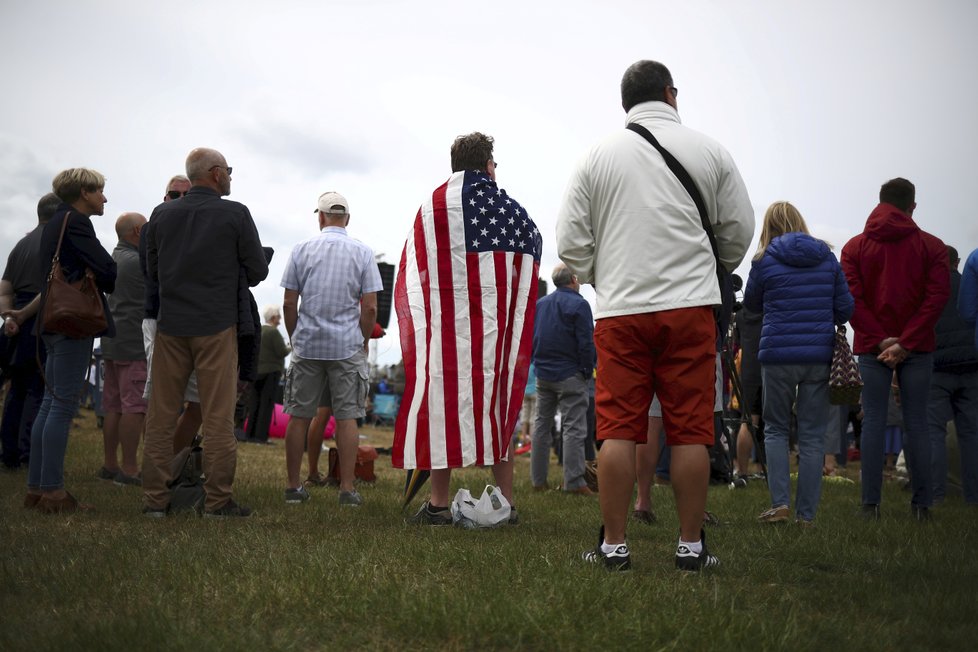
[2,0,976,367]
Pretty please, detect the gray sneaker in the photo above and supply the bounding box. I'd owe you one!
[338,490,363,507]
[284,486,310,504]
[406,500,453,526]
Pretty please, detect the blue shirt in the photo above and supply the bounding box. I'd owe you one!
[532,287,595,382]
[281,226,383,360]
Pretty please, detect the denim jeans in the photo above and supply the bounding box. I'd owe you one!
[531,374,589,490]
[928,370,978,504]
[28,335,94,491]
[859,352,933,507]
[762,363,830,521]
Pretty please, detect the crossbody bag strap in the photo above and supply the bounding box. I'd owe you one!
[625,122,721,267]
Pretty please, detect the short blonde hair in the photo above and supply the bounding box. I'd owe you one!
[754,201,810,261]
[52,168,105,204]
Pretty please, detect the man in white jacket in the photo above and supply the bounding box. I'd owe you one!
[557,59,754,571]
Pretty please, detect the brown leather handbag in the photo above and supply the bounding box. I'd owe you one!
[40,211,108,338]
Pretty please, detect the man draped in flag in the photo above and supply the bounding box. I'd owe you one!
[394,132,542,526]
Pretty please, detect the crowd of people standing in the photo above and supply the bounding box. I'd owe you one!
[2,59,977,574]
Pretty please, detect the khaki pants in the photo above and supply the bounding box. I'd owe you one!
[142,326,238,511]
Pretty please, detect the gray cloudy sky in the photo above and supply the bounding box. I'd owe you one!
[2,0,976,366]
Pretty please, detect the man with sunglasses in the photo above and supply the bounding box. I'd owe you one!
[139,175,203,456]
[141,149,268,519]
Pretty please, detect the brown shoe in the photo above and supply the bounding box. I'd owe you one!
[532,484,549,492]
[24,493,42,509]
[564,486,595,496]
[37,491,95,514]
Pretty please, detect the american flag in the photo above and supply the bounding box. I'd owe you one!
[393,170,542,470]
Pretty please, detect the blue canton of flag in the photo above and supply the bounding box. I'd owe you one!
[461,170,542,262]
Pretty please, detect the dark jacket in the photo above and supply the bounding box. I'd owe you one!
[934,269,978,373]
[146,187,268,337]
[841,203,949,355]
[38,205,117,338]
[532,287,595,382]
[744,232,853,365]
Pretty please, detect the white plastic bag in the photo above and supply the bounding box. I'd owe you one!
[450,485,511,529]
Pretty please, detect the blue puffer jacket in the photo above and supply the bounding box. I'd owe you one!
[744,232,854,365]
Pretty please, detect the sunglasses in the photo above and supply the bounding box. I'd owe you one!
[166,190,188,200]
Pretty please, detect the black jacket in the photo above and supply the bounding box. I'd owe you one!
[934,270,978,373]
[38,205,117,337]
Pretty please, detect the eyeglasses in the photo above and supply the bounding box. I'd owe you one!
[166,190,188,200]
[669,86,679,98]
[209,165,233,175]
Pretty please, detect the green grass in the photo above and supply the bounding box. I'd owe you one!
[2,409,977,651]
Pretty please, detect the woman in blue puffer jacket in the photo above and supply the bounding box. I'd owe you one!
[744,201,854,525]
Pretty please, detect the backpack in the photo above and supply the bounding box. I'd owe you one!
[168,435,205,513]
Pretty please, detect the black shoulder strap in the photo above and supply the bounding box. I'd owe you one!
[625,122,721,268]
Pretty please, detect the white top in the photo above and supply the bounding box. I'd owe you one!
[556,101,755,319]
[281,226,384,360]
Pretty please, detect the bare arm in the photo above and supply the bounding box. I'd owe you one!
[283,289,299,342]
[2,291,40,337]
[360,292,378,350]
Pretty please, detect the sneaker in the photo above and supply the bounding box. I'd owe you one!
[204,499,254,519]
[338,490,363,507]
[114,471,142,487]
[675,528,719,572]
[95,466,117,481]
[730,476,748,489]
[911,505,931,522]
[406,500,453,526]
[507,506,519,526]
[632,509,657,525]
[581,526,631,571]
[795,518,815,529]
[857,504,881,521]
[284,486,310,504]
[142,505,169,519]
[757,505,790,523]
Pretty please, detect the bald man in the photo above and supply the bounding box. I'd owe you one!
[98,212,149,485]
[142,148,268,518]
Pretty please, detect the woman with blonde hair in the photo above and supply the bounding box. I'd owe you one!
[743,201,853,525]
[7,168,117,513]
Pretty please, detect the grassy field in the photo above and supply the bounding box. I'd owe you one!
[2,408,977,651]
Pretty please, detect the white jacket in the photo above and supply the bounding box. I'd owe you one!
[556,102,754,319]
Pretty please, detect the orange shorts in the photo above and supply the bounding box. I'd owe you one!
[594,307,716,446]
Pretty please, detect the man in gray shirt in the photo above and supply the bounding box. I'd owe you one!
[98,212,148,486]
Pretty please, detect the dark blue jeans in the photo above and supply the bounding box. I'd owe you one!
[928,370,978,504]
[859,352,933,507]
[28,335,93,491]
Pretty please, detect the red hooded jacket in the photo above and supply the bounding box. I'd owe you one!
[841,203,949,355]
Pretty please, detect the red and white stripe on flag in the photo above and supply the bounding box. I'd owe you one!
[392,171,541,470]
